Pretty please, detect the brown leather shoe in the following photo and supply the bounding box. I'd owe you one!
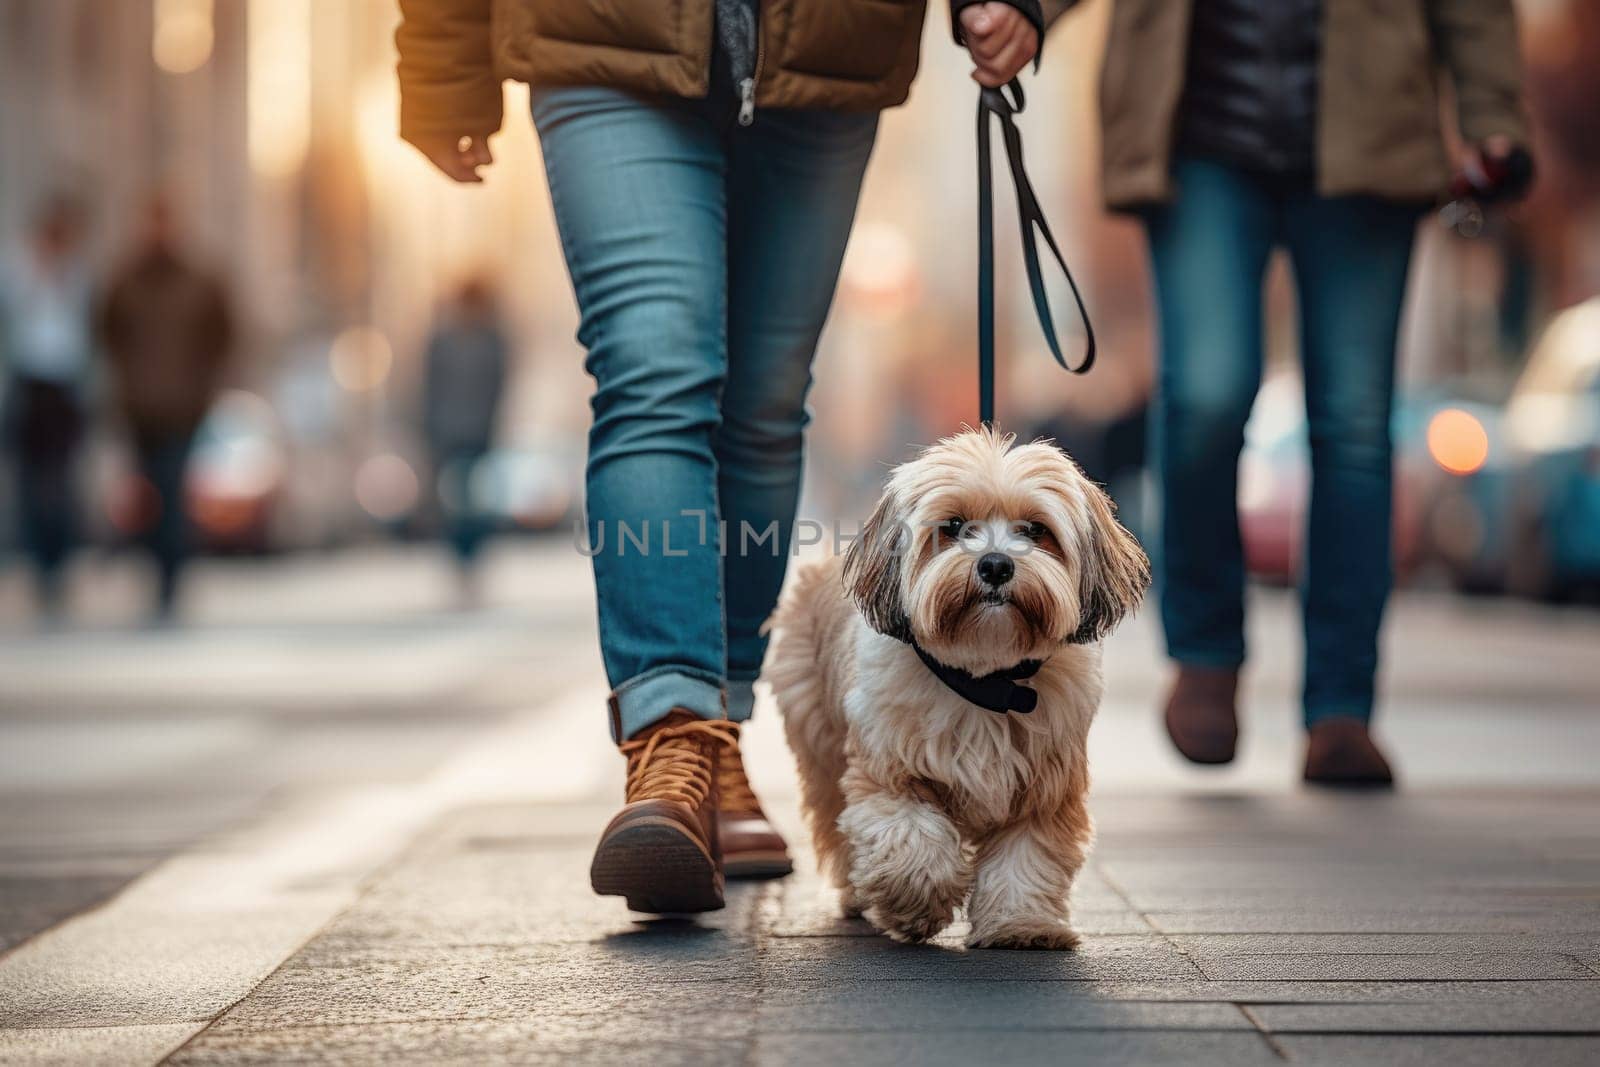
[1163,665,1240,765]
[716,725,793,880]
[590,710,739,913]
[1304,717,1395,788]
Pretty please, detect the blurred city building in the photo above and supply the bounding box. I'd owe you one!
[1,0,1597,606]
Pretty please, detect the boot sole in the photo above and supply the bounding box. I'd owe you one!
[1173,741,1237,766]
[1304,772,1395,789]
[724,850,794,880]
[1165,716,1237,765]
[590,815,724,913]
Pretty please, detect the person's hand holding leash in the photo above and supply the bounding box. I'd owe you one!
[1440,134,1535,236]
[958,2,1040,87]
[1457,135,1535,205]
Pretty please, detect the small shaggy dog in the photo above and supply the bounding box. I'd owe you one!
[765,428,1148,948]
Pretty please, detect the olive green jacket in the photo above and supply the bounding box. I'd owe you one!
[1050,0,1529,208]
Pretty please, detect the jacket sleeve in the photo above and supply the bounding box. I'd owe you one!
[396,0,504,146]
[1040,1,1079,30]
[1426,0,1529,144]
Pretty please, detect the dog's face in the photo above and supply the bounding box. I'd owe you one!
[844,428,1149,675]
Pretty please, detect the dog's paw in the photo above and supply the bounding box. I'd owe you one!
[855,876,964,943]
[841,798,968,943]
[866,898,959,944]
[967,922,1080,951]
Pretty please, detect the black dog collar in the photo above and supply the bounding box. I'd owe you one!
[906,639,1043,715]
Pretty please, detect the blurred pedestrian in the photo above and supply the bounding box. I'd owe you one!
[421,277,508,595]
[1051,0,1533,784]
[0,194,94,616]
[97,194,234,619]
[398,0,1049,910]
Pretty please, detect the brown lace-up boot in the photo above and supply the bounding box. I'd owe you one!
[715,725,793,879]
[590,710,740,913]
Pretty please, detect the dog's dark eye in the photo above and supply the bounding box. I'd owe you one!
[940,517,967,540]
[1024,521,1050,542]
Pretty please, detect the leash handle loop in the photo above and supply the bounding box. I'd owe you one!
[977,79,1096,427]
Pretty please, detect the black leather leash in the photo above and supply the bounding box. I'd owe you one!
[977,79,1096,426]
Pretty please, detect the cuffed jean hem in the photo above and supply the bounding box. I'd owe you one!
[1304,704,1374,729]
[726,679,756,723]
[608,666,726,743]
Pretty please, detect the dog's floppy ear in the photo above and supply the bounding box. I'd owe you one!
[1067,481,1150,645]
[843,487,912,641]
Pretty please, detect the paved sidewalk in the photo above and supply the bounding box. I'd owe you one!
[26,792,1597,1066]
[1,546,1598,1065]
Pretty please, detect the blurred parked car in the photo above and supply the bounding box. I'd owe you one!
[355,439,580,537]
[104,389,286,554]
[184,390,287,553]
[1238,374,1425,584]
[1424,298,1600,599]
[474,443,579,532]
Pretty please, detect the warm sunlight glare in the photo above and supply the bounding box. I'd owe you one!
[153,0,214,74]
[247,0,311,178]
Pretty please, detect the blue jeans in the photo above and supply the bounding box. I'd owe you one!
[1144,157,1420,727]
[532,87,877,742]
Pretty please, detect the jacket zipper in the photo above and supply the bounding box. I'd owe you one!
[737,78,756,126]
[738,1,766,127]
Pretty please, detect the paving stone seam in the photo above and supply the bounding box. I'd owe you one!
[0,1022,210,1035]
[0,896,115,970]
[1095,865,1294,1057]
[1196,951,1595,959]
[140,695,607,1062]
[1088,865,1209,981]
[745,877,791,1066]
[1241,1028,1600,1037]
[1233,1005,1291,1060]
[1197,975,1600,984]
[745,1025,1286,1036]
[174,1020,1323,1039]
[1235,997,1600,1006]
[152,835,429,1065]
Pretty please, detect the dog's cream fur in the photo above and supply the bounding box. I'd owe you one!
[765,428,1148,948]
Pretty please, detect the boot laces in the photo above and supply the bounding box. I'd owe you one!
[620,718,740,807]
[715,733,762,814]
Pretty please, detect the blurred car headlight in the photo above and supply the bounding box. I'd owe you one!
[1427,408,1490,476]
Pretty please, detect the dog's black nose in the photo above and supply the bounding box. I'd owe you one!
[977,552,1014,587]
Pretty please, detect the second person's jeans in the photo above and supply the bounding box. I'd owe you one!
[1143,157,1420,728]
[532,87,877,742]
